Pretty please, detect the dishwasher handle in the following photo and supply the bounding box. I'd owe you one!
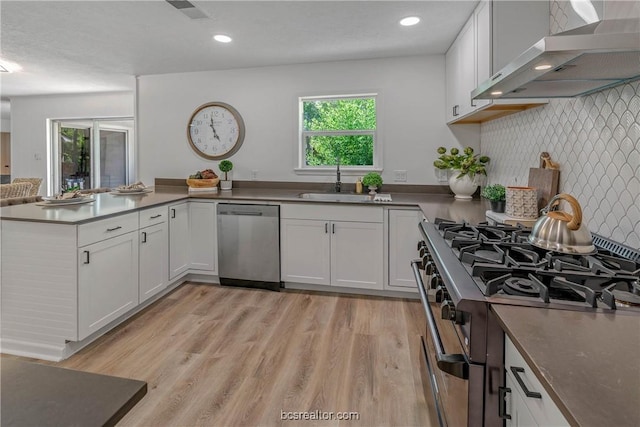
[228,211,263,216]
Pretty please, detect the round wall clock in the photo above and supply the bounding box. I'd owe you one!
[186,102,245,160]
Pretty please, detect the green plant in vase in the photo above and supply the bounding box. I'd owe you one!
[219,160,234,190]
[362,172,383,195]
[433,146,490,199]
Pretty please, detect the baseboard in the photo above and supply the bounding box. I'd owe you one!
[285,282,419,299]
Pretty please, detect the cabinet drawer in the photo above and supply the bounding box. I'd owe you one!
[505,335,569,426]
[139,205,168,228]
[78,212,139,247]
[281,203,383,223]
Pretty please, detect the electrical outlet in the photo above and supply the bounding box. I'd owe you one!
[394,170,407,182]
[251,170,258,181]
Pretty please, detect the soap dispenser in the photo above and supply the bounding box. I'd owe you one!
[355,177,363,194]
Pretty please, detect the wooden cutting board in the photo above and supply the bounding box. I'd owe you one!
[528,168,560,210]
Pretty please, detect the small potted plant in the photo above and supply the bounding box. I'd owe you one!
[362,172,383,195]
[481,184,506,213]
[219,160,233,190]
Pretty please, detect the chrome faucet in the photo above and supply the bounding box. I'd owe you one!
[335,157,341,193]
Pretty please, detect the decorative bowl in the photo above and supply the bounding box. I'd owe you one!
[186,178,219,188]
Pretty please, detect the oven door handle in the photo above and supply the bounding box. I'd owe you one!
[412,260,469,380]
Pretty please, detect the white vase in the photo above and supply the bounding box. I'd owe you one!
[220,180,232,191]
[368,186,378,195]
[448,173,478,200]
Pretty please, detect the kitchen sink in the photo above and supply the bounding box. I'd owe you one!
[297,192,372,202]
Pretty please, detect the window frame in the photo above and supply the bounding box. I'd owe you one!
[296,93,382,175]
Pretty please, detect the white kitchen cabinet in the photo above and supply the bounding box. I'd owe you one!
[139,221,168,304]
[504,335,569,427]
[446,17,475,121]
[168,201,190,279]
[78,230,139,340]
[280,219,331,285]
[280,204,383,290]
[189,201,217,273]
[446,0,549,124]
[387,209,422,291]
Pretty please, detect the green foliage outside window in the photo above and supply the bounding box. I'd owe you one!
[302,97,376,166]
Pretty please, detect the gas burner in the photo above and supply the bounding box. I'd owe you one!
[505,246,541,267]
[602,281,640,309]
[503,277,543,297]
[459,243,505,265]
[610,290,640,307]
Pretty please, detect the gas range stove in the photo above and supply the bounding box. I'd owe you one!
[433,218,640,311]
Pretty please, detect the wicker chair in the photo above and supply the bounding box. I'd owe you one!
[12,178,43,196]
[0,182,34,199]
[0,195,43,207]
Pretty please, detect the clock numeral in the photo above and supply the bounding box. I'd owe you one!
[230,127,235,134]
[197,138,202,143]
[196,120,202,126]
[214,111,220,117]
[228,137,233,142]
[203,113,209,119]
[203,144,208,150]
[193,128,199,135]
[227,119,233,125]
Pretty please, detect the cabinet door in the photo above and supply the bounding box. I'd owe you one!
[474,0,492,110]
[331,221,383,290]
[281,219,331,285]
[388,210,422,290]
[457,17,476,118]
[168,202,190,279]
[139,222,168,304]
[505,371,539,427]
[189,202,217,272]
[445,40,459,122]
[78,232,139,340]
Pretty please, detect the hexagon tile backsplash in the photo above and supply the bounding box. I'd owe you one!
[481,80,640,249]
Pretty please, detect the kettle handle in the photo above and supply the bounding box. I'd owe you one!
[546,193,583,230]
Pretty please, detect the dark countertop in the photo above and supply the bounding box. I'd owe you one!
[1,184,490,225]
[492,305,640,427]
[1,358,147,427]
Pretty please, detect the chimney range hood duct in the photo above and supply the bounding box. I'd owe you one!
[472,18,640,100]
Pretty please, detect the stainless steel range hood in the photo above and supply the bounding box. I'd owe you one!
[472,18,640,99]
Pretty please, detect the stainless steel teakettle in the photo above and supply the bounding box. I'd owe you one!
[528,193,596,255]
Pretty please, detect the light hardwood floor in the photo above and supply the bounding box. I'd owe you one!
[38,283,431,426]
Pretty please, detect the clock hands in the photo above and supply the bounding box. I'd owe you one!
[209,116,220,141]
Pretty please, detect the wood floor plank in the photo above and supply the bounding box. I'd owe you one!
[14,283,430,426]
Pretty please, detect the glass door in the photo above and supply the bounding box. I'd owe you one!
[50,118,134,194]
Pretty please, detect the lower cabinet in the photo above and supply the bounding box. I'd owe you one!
[280,204,383,290]
[189,201,217,273]
[504,335,569,427]
[139,222,168,304]
[168,202,190,279]
[78,231,139,340]
[387,209,422,291]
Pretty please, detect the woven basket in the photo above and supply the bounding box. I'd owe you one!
[186,178,220,188]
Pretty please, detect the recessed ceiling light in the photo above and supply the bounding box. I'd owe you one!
[213,34,232,43]
[399,16,420,26]
[490,91,503,96]
[535,64,553,70]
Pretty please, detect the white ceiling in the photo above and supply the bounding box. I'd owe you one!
[0,0,478,101]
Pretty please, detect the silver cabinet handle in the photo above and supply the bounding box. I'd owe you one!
[83,250,90,264]
[510,367,542,399]
[150,214,162,219]
[325,223,328,234]
[106,226,122,232]
[332,223,335,234]
[141,231,147,243]
[171,208,176,218]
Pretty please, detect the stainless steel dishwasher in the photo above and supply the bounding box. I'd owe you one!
[217,203,282,291]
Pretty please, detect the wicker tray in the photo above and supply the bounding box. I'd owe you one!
[186,178,220,188]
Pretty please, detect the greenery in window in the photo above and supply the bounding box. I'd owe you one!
[302,97,376,167]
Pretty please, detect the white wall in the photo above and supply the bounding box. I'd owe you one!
[138,55,469,186]
[10,92,134,193]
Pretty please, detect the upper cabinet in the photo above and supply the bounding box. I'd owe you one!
[446,0,550,124]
